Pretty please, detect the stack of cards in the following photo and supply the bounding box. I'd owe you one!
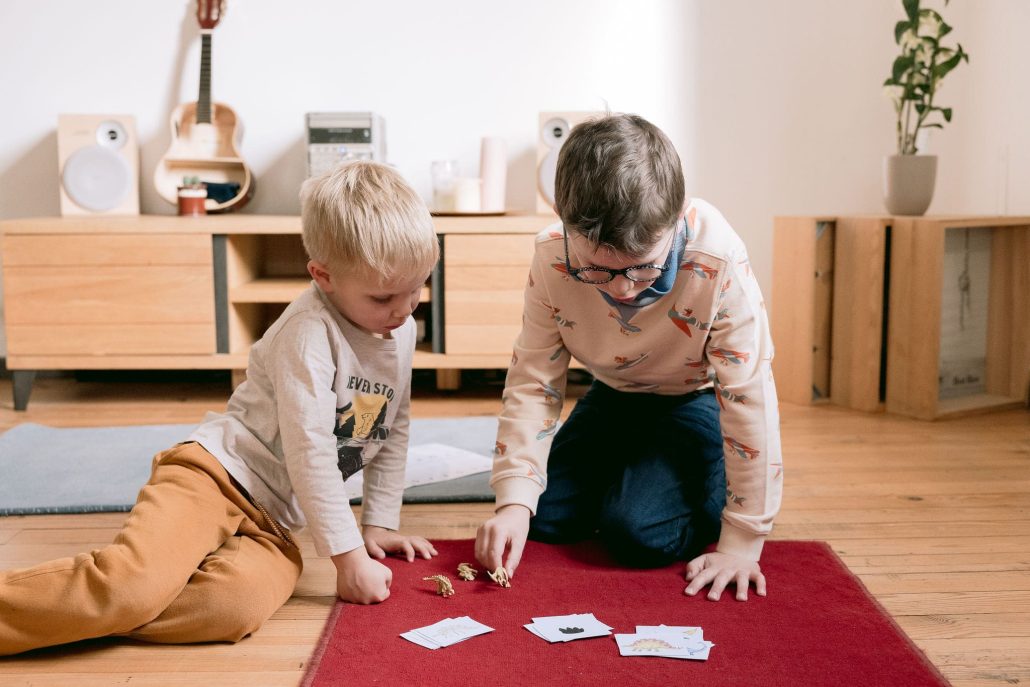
[400,616,494,649]
[524,613,613,643]
[614,625,714,661]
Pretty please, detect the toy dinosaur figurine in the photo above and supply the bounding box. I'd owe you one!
[423,574,455,597]
[488,566,511,588]
[457,562,477,581]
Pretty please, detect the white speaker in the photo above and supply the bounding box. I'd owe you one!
[536,111,600,215]
[58,114,140,216]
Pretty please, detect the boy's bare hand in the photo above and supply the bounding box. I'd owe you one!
[475,504,531,578]
[362,525,437,562]
[332,547,392,604]
[684,551,766,601]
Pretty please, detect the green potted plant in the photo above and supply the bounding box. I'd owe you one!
[882,0,969,215]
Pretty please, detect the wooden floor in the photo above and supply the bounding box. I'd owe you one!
[0,373,1028,686]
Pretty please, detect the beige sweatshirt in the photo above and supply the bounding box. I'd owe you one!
[190,284,413,558]
[491,198,783,560]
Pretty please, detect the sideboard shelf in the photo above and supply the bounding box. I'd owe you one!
[1,213,552,409]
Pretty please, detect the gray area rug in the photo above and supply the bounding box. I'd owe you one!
[0,418,498,516]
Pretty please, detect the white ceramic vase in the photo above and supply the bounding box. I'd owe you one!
[883,154,937,216]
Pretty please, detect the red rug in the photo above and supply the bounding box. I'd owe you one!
[300,540,948,687]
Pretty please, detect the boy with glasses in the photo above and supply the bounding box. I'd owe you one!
[475,114,782,602]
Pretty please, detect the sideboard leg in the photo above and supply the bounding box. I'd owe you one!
[12,370,36,411]
[435,369,461,391]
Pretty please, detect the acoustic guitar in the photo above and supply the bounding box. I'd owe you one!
[154,0,253,212]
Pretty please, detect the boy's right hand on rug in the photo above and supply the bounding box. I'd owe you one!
[333,547,393,604]
[475,504,531,578]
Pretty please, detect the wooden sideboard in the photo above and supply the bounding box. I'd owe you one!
[0,214,554,409]
[772,214,1030,420]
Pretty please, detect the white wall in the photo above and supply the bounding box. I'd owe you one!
[1,0,1027,357]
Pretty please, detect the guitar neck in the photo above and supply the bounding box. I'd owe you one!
[197,31,213,124]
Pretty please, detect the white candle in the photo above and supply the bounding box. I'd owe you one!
[479,136,507,213]
[453,177,482,213]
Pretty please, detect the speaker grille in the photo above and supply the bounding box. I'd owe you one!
[62,146,131,212]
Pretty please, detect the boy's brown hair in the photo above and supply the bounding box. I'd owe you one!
[300,160,438,280]
[554,114,685,256]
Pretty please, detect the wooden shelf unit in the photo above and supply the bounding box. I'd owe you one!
[772,214,1030,420]
[1,213,552,409]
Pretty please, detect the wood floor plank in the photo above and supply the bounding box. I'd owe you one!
[917,637,1030,682]
[826,536,1030,556]
[779,506,1030,524]
[859,570,1030,595]
[878,590,1030,615]
[776,520,1030,539]
[897,612,1030,639]
[783,492,1030,510]
[842,552,1030,574]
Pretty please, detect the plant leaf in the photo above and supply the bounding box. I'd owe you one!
[903,0,919,22]
[892,55,914,81]
[894,20,911,43]
[934,51,963,78]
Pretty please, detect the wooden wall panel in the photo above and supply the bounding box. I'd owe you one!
[770,217,819,405]
[830,217,889,413]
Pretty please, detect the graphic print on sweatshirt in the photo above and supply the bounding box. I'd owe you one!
[333,390,391,480]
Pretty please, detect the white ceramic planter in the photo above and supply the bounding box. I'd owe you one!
[883,154,937,216]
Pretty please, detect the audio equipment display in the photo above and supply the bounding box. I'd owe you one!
[58,114,140,216]
[306,112,385,177]
[536,111,600,215]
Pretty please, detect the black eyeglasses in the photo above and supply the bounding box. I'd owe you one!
[562,228,671,284]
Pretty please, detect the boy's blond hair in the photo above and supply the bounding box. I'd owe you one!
[300,161,438,280]
[554,113,685,256]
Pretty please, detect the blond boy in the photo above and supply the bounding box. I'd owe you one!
[0,161,439,655]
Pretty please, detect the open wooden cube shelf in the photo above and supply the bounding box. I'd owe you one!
[772,214,1030,420]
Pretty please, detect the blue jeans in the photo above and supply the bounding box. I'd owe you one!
[528,381,725,567]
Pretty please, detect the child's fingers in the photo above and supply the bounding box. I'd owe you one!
[754,570,767,596]
[734,571,750,601]
[402,540,415,562]
[413,538,435,559]
[684,566,718,596]
[474,527,489,567]
[684,554,708,580]
[707,569,735,601]
[367,541,386,559]
[487,536,507,572]
[505,534,526,578]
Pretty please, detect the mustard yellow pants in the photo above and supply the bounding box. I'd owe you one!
[0,442,303,655]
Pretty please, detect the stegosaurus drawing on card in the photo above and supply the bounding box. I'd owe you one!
[628,638,682,652]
